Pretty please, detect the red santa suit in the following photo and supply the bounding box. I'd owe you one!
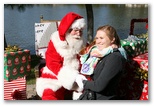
[36,12,86,100]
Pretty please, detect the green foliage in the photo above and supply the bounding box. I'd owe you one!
[26,69,36,85]
[26,55,41,85]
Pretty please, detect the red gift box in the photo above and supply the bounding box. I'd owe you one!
[4,76,27,100]
[118,53,148,100]
[133,53,148,100]
[133,52,148,71]
[139,80,148,100]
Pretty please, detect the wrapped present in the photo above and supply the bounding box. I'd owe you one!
[133,53,148,100]
[118,54,148,100]
[135,32,148,51]
[135,32,148,42]
[133,52,148,71]
[139,80,148,100]
[120,35,147,57]
[130,53,148,81]
[128,53,148,100]
[4,77,27,100]
[4,49,31,81]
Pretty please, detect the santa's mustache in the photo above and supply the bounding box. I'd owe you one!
[72,35,81,39]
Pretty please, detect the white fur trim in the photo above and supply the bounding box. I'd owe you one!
[72,91,83,100]
[51,31,68,49]
[36,67,62,97]
[42,66,57,76]
[70,18,86,29]
[36,78,62,97]
[57,65,79,90]
[51,31,78,58]
[41,66,83,92]
[51,30,84,59]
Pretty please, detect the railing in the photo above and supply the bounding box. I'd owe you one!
[129,18,148,35]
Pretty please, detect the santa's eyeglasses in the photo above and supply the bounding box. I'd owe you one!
[69,28,83,33]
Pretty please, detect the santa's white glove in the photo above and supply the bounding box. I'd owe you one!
[75,74,87,89]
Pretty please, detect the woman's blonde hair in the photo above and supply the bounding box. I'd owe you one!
[96,25,121,47]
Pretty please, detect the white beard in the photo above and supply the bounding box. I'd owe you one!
[65,33,84,53]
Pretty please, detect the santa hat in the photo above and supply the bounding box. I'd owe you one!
[58,12,86,41]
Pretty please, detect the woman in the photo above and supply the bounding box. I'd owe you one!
[75,25,127,100]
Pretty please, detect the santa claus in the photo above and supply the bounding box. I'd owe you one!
[36,12,86,100]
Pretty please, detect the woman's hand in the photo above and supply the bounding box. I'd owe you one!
[90,50,102,57]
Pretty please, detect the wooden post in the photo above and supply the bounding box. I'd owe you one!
[86,4,94,43]
[4,34,7,50]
